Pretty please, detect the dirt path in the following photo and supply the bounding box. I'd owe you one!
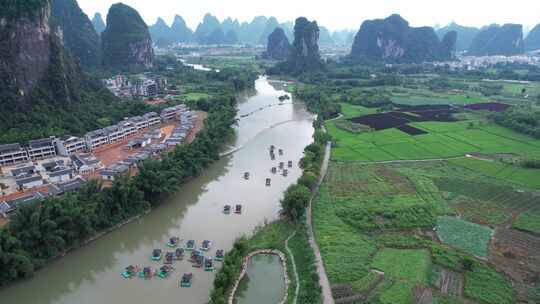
[285,231,300,304]
[306,140,334,304]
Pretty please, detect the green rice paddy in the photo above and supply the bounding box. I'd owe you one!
[327,119,540,163]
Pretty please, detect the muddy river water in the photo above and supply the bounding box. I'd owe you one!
[0,76,314,304]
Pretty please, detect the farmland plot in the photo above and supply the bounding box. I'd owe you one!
[436,217,493,258]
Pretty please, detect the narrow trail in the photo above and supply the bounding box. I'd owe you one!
[306,140,334,304]
[285,231,300,304]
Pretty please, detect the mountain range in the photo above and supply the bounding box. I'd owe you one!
[350,14,457,63]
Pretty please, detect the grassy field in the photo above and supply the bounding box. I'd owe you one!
[512,213,540,235]
[180,92,210,102]
[464,264,514,304]
[372,248,430,283]
[449,158,540,189]
[436,217,493,258]
[327,118,540,163]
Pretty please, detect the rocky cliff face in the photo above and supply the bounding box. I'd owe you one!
[287,17,321,74]
[51,0,101,68]
[525,24,540,52]
[468,24,524,56]
[0,0,81,105]
[102,3,154,70]
[149,17,174,47]
[262,27,291,60]
[171,15,194,43]
[195,13,223,44]
[91,12,105,34]
[437,22,479,52]
[350,14,456,63]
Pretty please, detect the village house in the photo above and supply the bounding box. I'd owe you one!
[27,138,57,160]
[70,153,103,174]
[55,136,87,156]
[0,144,29,167]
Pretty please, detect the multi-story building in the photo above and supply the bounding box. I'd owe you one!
[85,129,109,151]
[27,138,57,160]
[0,144,29,167]
[54,136,87,156]
[144,112,161,127]
[71,153,103,174]
[103,125,125,143]
[129,116,149,131]
[160,104,188,121]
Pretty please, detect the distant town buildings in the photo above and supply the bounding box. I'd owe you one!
[434,54,540,71]
[104,74,168,99]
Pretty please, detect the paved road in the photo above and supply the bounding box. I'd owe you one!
[306,140,334,304]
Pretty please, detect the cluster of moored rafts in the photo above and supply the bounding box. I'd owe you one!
[267,145,293,185]
[223,204,242,214]
[121,237,224,288]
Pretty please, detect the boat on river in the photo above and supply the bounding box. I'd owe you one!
[185,240,195,251]
[138,266,153,279]
[271,167,277,174]
[164,252,175,264]
[282,169,288,177]
[235,204,242,214]
[192,255,204,268]
[180,273,193,287]
[278,149,283,155]
[266,178,271,186]
[200,240,212,251]
[288,161,293,168]
[157,265,173,279]
[215,249,224,261]
[151,249,162,261]
[122,265,138,279]
[223,205,231,214]
[175,248,185,260]
[244,172,250,180]
[166,236,180,248]
[204,258,214,272]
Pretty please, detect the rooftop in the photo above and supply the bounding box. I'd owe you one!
[28,138,54,149]
[0,143,22,154]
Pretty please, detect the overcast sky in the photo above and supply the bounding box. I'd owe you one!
[79,0,539,32]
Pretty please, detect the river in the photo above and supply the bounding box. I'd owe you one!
[0,76,315,304]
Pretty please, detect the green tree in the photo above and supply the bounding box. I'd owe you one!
[280,184,311,221]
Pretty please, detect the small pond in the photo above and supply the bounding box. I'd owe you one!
[234,254,286,304]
